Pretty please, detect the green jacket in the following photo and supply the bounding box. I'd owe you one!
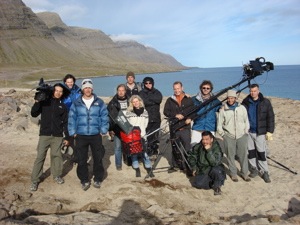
[188,140,223,175]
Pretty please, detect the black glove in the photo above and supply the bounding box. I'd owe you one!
[34,91,47,102]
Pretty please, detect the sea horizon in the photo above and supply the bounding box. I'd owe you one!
[75,65,300,100]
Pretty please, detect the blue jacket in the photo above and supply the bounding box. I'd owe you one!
[192,93,221,132]
[68,94,109,136]
[63,84,81,111]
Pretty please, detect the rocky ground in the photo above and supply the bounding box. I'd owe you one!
[0,88,300,225]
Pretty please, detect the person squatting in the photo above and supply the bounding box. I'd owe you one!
[30,73,274,195]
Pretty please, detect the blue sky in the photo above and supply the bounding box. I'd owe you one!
[23,0,300,67]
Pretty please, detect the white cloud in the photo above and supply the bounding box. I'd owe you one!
[109,33,155,42]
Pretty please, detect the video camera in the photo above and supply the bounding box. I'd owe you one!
[34,78,53,102]
[243,57,274,77]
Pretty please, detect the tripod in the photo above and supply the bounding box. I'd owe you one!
[144,120,192,179]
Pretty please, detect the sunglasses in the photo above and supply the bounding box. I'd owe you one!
[144,82,152,84]
[202,87,211,90]
[83,80,93,85]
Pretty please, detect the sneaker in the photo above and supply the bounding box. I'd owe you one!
[230,175,238,182]
[30,183,38,192]
[249,169,258,178]
[54,176,64,184]
[116,166,122,171]
[213,187,221,195]
[93,181,102,188]
[242,175,251,182]
[81,182,90,191]
[262,172,271,183]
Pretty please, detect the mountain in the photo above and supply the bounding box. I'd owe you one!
[0,0,186,84]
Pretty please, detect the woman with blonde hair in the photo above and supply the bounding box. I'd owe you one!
[125,95,153,177]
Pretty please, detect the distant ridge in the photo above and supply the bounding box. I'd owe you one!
[0,0,186,83]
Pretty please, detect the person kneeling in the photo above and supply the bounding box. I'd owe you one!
[188,131,226,195]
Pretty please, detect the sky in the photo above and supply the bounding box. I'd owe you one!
[23,0,300,68]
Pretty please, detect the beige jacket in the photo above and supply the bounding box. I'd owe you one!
[217,102,249,139]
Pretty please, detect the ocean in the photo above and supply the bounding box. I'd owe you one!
[78,65,300,100]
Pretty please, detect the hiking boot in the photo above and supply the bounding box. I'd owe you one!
[54,176,64,184]
[242,175,251,182]
[81,182,90,191]
[213,187,221,195]
[116,166,122,171]
[249,169,258,178]
[230,175,238,182]
[93,181,102,188]
[30,183,38,192]
[135,168,141,177]
[262,172,271,183]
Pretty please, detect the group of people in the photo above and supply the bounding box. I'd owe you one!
[29,71,275,196]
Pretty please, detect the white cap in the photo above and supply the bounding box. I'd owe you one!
[227,90,237,98]
[81,79,93,90]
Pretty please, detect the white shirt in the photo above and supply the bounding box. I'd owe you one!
[82,96,94,110]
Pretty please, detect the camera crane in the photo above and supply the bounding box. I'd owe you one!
[147,57,274,178]
[170,57,274,131]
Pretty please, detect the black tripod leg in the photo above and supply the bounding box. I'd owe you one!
[144,139,170,179]
[174,140,192,170]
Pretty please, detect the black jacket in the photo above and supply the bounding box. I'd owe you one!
[125,82,142,98]
[242,93,275,135]
[107,94,129,137]
[31,98,69,138]
[139,87,163,123]
[163,94,195,130]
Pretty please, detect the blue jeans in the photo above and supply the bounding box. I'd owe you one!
[131,152,152,169]
[114,135,122,168]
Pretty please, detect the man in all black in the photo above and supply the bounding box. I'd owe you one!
[139,77,163,155]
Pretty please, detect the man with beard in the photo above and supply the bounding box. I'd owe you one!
[139,77,163,156]
[107,84,130,170]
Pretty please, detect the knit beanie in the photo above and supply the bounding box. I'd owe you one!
[126,71,135,79]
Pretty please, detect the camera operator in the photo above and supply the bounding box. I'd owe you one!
[163,81,195,173]
[30,83,70,192]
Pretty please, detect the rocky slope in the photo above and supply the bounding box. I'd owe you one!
[0,1,186,84]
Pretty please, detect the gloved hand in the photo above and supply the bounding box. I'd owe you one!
[266,132,273,141]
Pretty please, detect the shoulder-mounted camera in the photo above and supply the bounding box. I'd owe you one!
[34,78,53,102]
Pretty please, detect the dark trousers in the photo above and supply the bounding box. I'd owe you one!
[194,165,226,189]
[175,128,191,152]
[75,134,105,184]
[146,121,161,148]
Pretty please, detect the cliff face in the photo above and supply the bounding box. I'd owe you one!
[0,0,185,82]
[0,0,51,38]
